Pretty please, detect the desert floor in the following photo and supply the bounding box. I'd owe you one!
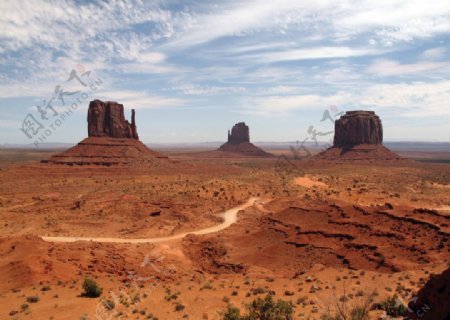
[0,148,448,320]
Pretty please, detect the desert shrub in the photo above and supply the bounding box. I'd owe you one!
[102,299,115,310]
[82,277,102,298]
[26,296,40,303]
[250,287,267,295]
[322,289,376,320]
[376,295,407,317]
[222,294,293,320]
[223,305,242,320]
[245,294,293,320]
[174,302,185,311]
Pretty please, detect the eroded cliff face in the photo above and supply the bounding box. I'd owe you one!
[227,122,250,144]
[218,122,272,157]
[87,100,139,140]
[333,111,382,147]
[315,110,404,162]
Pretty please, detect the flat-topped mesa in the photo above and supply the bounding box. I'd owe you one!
[227,122,250,144]
[88,99,139,140]
[315,110,404,162]
[334,110,382,147]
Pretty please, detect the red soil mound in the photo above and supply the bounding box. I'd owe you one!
[42,137,172,167]
[315,144,404,162]
[184,200,449,276]
[217,141,273,157]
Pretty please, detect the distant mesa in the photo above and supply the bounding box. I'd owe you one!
[218,122,272,157]
[43,99,170,167]
[227,122,250,144]
[316,110,403,162]
[333,111,382,147]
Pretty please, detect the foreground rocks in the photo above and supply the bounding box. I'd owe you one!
[407,267,450,320]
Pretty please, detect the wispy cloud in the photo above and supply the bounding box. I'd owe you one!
[1,0,449,143]
[96,90,185,110]
[367,59,450,76]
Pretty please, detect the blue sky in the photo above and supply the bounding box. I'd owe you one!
[0,0,449,144]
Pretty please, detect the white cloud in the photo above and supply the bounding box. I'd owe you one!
[167,84,246,96]
[245,46,384,63]
[239,80,450,117]
[367,59,450,76]
[421,47,447,60]
[96,90,184,110]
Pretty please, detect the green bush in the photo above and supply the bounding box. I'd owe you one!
[26,296,39,303]
[223,305,242,320]
[222,294,293,320]
[378,295,407,317]
[82,277,102,298]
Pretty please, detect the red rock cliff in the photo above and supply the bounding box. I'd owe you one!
[333,111,382,147]
[87,100,139,140]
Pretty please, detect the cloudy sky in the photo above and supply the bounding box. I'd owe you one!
[1,0,449,145]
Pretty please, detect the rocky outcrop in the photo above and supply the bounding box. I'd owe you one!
[334,111,382,147]
[218,122,272,157]
[315,110,404,162]
[87,100,138,140]
[406,267,450,320]
[43,100,175,167]
[227,122,250,144]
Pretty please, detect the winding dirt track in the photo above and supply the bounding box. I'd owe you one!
[41,197,261,244]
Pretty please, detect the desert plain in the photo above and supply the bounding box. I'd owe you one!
[0,144,448,320]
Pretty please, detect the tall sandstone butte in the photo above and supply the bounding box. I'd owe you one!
[334,111,382,147]
[218,122,272,157]
[227,122,250,144]
[87,99,139,140]
[43,99,172,166]
[316,110,402,161]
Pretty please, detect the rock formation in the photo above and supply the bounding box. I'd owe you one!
[316,110,403,162]
[43,99,172,167]
[334,111,382,147]
[218,122,272,157]
[227,122,250,144]
[406,267,450,320]
[87,100,138,139]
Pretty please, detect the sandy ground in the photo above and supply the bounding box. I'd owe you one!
[41,197,262,243]
[0,149,449,319]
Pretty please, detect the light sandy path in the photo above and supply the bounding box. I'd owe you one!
[41,197,261,244]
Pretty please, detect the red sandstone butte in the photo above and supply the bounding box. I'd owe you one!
[88,99,138,140]
[42,100,171,166]
[316,110,403,162]
[218,122,272,157]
